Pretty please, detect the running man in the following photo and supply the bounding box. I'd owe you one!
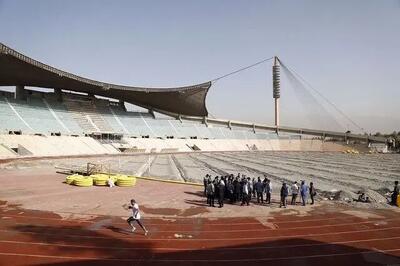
[127,199,148,235]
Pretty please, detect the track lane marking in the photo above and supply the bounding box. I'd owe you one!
[7,217,400,233]
[0,226,399,241]
[5,209,397,223]
[0,236,399,251]
[0,249,399,262]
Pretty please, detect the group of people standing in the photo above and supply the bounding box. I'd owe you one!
[280,180,316,208]
[203,174,316,208]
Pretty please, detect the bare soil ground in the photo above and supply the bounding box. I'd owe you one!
[1,151,398,209]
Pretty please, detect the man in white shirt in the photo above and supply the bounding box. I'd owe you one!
[218,179,225,208]
[108,176,114,188]
[127,199,148,235]
[291,181,299,205]
[241,179,250,206]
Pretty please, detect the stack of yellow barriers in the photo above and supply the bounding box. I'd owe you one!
[65,174,79,185]
[115,174,136,187]
[90,174,118,186]
[342,149,359,154]
[65,174,136,187]
[65,175,93,187]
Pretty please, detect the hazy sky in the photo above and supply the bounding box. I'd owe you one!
[1,0,399,133]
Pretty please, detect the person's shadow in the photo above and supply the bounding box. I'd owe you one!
[184,191,204,197]
[105,225,130,235]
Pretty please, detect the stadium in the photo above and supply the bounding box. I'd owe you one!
[0,8,400,265]
[0,42,388,157]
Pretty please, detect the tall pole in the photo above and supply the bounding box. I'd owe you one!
[272,56,281,130]
[274,96,280,127]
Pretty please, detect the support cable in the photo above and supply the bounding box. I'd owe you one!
[278,59,367,134]
[210,57,273,83]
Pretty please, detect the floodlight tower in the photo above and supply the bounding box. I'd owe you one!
[272,56,281,130]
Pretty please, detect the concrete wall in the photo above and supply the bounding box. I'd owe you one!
[0,143,17,158]
[110,138,346,153]
[0,135,118,158]
[0,134,348,160]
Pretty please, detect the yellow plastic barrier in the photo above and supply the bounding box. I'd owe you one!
[397,195,400,207]
[67,172,202,187]
[66,174,82,185]
[90,174,117,186]
[73,176,93,187]
[113,174,129,179]
[94,179,108,186]
[343,149,359,154]
[90,174,109,179]
[116,175,136,187]
[68,172,203,188]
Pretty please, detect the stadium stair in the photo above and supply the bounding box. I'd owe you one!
[65,99,114,133]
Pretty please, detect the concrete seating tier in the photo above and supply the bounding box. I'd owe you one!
[0,94,300,142]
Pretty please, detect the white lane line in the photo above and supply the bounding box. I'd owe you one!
[0,249,399,262]
[4,212,397,226]
[9,217,400,233]
[0,226,399,241]
[1,236,400,251]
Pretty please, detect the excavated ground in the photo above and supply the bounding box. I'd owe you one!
[1,151,399,208]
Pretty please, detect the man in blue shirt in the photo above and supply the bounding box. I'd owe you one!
[300,181,309,206]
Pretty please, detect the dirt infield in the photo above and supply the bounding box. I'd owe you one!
[2,151,399,208]
[0,167,399,265]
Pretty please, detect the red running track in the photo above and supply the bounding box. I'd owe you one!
[0,202,399,266]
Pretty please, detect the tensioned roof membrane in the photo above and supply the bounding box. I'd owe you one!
[0,43,211,117]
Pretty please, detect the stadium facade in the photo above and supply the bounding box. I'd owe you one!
[0,43,385,159]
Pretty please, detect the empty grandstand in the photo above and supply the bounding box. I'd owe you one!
[0,42,387,159]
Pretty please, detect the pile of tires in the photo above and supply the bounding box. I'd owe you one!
[73,176,93,187]
[116,175,136,187]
